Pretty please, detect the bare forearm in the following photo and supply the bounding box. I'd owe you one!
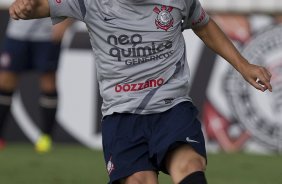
[193,18,272,92]
[52,18,74,42]
[9,0,50,20]
[193,18,248,73]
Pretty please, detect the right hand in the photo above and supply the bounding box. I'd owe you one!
[9,0,36,20]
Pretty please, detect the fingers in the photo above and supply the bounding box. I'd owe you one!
[13,1,26,19]
[265,68,272,78]
[250,66,272,92]
[256,78,270,92]
[250,78,266,92]
[9,0,34,20]
[9,2,20,19]
[261,68,270,80]
[258,67,272,92]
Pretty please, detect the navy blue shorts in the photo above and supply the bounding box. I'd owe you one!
[102,101,207,184]
[0,37,61,73]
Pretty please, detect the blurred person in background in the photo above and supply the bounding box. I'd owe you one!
[0,18,71,153]
[9,0,273,184]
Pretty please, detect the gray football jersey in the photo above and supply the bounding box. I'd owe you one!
[48,0,209,116]
[6,18,53,41]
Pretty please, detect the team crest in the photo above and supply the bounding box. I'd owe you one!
[107,156,115,175]
[224,25,282,150]
[153,5,174,31]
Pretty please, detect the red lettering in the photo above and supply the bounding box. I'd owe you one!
[157,78,164,86]
[137,83,143,90]
[144,81,150,89]
[131,83,138,91]
[123,84,130,92]
[115,78,165,93]
[192,8,206,26]
[150,79,157,87]
[115,84,122,92]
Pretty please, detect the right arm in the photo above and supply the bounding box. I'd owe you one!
[9,0,50,20]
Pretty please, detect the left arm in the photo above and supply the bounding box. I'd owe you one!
[51,18,74,42]
[193,18,272,92]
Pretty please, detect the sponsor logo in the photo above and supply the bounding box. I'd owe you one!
[164,98,174,104]
[224,25,282,150]
[186,137,199,144]
[104,17,116,22]
[125,50,174,66]
[107,34,173,65]
[153,5,174,31]
[115,78,164,93]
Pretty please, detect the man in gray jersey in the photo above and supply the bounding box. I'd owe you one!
[0,18,70,153]
[9,0,272,183]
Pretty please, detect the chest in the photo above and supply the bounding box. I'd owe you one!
[87,0,184,33]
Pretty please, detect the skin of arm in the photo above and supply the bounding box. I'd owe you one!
[193,18,272,92]
[52,18,74,42]
[10,1,272,92]
[9,0,50,20]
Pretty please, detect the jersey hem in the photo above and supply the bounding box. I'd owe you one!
[102,97,193,117]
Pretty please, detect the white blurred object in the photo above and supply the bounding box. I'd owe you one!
[1,0,282,13]
[200,0,282,13]
[0,0,13,8]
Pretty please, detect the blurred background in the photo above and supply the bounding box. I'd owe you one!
[0,0,282,184]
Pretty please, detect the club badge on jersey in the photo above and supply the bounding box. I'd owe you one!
[107,156,115,175]
[153,5,174,31]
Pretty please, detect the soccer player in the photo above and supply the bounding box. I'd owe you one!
[9,0,272,183]
[0,18,70,153]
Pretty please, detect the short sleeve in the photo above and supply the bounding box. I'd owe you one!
[48,0,87,24]
[182,0,210,30]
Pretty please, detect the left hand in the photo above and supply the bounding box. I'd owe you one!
[239,62,272,92]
